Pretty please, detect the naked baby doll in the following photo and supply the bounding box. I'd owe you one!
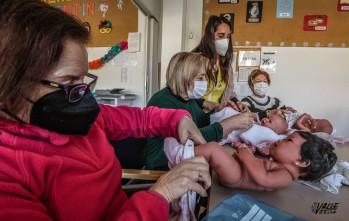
[210,107,288,147]
[165,131,337,191]
[292,113,333,134]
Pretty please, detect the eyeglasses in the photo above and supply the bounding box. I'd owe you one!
[41,73,98,103]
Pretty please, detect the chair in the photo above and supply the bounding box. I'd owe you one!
[109,137,166,193]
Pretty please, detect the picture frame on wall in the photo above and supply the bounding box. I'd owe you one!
[218,0,239,4]
[220,13,235,34]
[246,1,263,23]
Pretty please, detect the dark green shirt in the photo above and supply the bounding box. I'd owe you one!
[145,87,223,170]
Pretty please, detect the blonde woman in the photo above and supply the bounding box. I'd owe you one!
[146,52,254,170]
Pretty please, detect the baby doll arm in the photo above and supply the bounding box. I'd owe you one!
[235,146,294,190]
[295,113,312,132]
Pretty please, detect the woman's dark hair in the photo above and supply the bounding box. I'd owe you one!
[297,131,337,181]
[0,0,90,118]
[192,15,233,85]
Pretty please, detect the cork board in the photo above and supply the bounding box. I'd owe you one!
[203,0,349,47]
[44,0,138,47]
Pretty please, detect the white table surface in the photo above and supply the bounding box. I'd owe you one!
[208,143,349,221]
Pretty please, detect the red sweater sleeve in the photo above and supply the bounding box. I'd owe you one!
[114,191,170,221]
[99,105,192,140]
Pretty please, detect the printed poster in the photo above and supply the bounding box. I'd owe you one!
[338,0,349,11]
[303,15,328,31]
[246,1,263,23]
[260,51,277,74]
[276,0,294,18]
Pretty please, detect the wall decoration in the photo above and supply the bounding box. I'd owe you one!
[220,13,235,34]
[99,20,112,34]
[260,51,277,74]
[303,15,328,31]
[218,0,239,3]
[338,0,349,11]
[98,2,109,17]
[276,0,294,18]
[88,41,128,69]
[117,0,124,10]
[246,1,263,23]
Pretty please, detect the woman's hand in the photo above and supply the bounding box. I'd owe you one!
[177,116,207,145]
[150,156,211,203]
[236,101,249,113]
[215,100,238,112]
[220,112,254,138]
[203,100,219,111]
[286,106,297,113]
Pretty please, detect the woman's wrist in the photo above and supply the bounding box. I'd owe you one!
[149,183,173,203]
[230,97,239,104]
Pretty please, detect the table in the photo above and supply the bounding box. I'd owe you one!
[208,143,349,221]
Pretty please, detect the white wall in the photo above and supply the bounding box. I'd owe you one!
[160,0,203,88]
[88,11,147,107]
[160,0,186,88]
[133,0,162,21]
[265,47,349,138]
[184,0,203,52]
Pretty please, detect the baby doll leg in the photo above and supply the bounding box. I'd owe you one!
[195,142,244,187]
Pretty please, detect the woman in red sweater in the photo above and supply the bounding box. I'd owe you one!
[0,1,211,220]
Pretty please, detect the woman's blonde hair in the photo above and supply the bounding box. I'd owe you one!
[166,52,209,96]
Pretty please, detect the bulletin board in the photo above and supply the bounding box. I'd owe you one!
[44,0,138,47]
[203,0,349,47]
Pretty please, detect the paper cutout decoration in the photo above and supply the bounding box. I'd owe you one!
[303,15,328,31]
[338,0,349,11]
[246,1,263,23]
[99,20,112,34]
[117,0,124,10]
[98,2,109,17]
[220,13,235,34]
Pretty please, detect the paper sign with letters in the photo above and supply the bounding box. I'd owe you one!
[238,51,261,67]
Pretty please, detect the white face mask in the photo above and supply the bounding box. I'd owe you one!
[215,38,229,56]
[187,81,208,99]
[253,82,269,96]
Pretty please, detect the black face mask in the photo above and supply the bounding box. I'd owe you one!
[30,89,100,136]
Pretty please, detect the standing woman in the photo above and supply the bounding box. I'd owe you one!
[192,15,248,112]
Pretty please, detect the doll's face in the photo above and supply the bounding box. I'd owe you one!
[261,112,288,134]
[269,132,306,164]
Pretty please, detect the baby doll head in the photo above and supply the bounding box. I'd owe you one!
[295,113,333,134]
[297,131,337,181]
[261,111,288,134]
